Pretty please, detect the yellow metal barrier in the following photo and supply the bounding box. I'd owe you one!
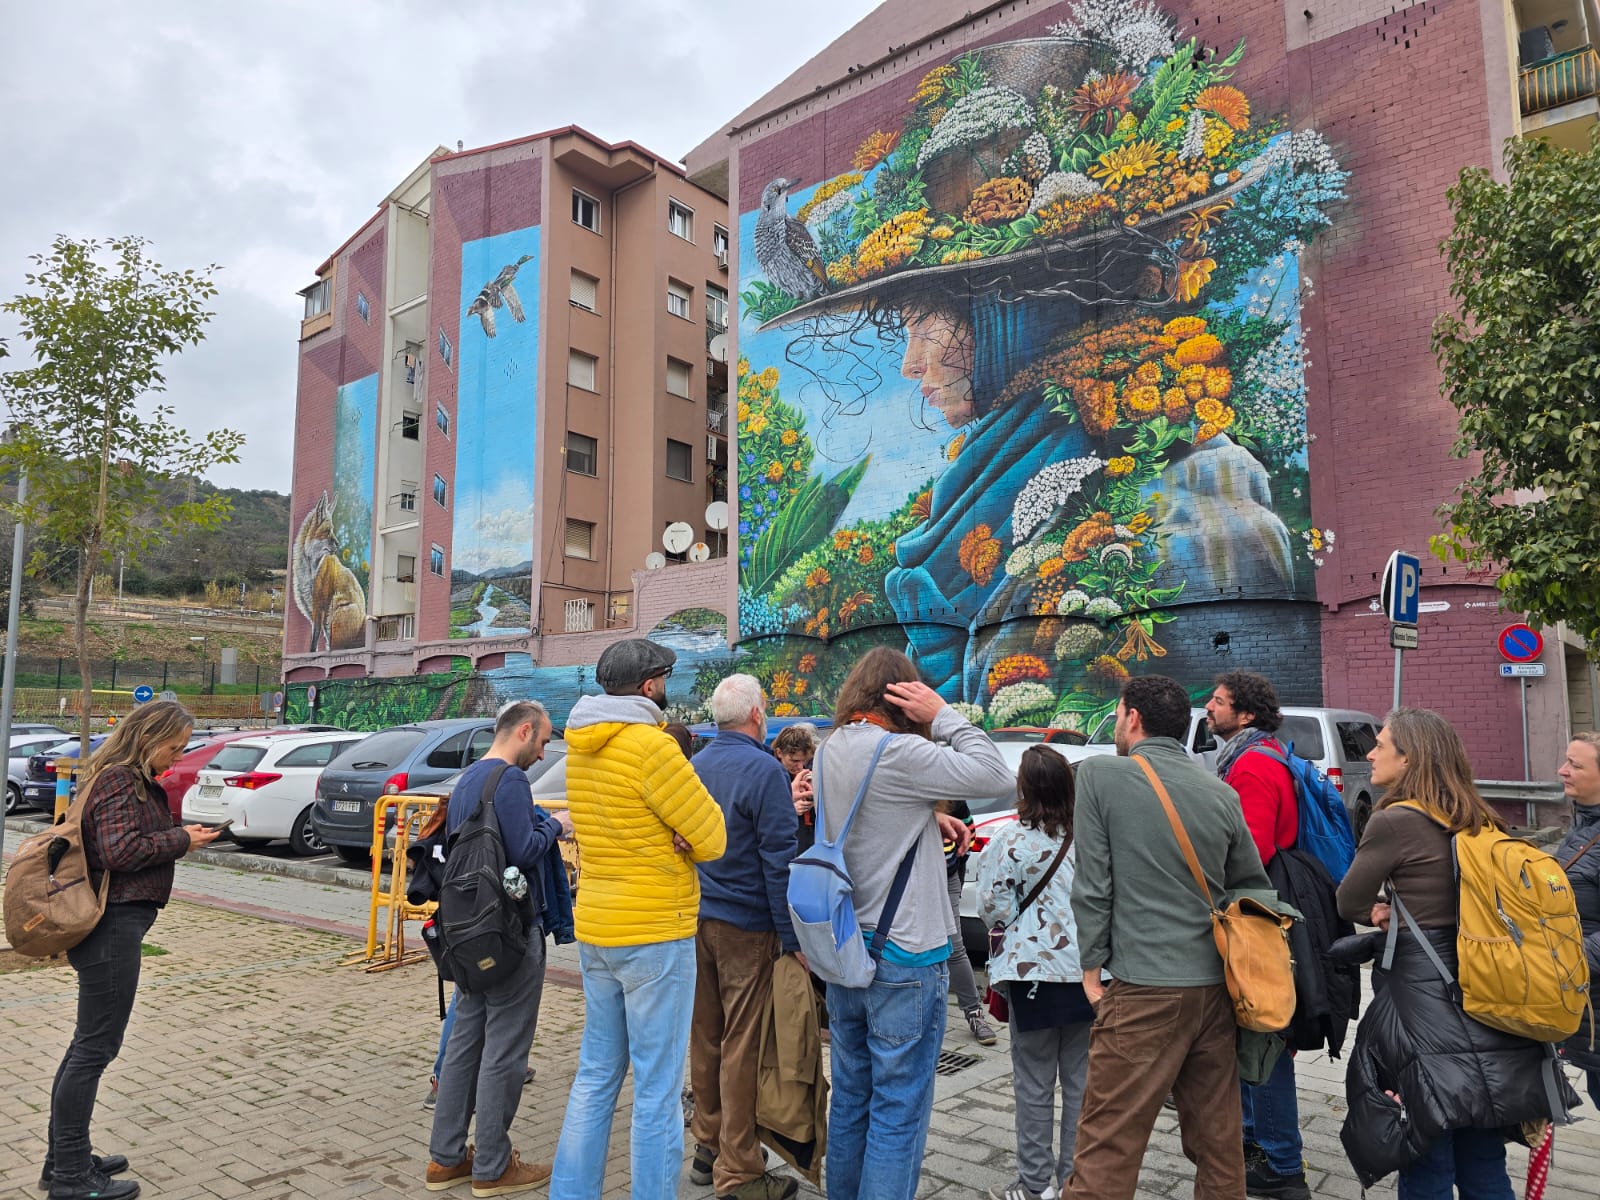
[344,793,582,975]
[1519,47,1600,115]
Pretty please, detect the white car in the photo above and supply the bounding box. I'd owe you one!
[183,731,366,856]
[5,732,74,815]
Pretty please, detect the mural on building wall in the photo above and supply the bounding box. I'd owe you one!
[733,5,1348,732]
[451,226,541,639]
[285,608,732,729]
[291,373,376,651]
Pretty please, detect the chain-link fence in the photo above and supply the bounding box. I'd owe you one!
[0,656,281,695]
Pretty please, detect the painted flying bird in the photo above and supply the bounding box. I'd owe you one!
[754,178,826,301]
[466,254,534,337]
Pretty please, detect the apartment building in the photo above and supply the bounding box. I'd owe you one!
[285,127,731,677]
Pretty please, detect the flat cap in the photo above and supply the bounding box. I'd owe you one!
[595,638,677,691]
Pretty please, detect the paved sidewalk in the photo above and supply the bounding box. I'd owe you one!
[3,837,1598,1198]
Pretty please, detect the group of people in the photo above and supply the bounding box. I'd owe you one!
[35,654,1600,1200]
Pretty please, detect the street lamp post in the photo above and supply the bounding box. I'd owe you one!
[0,465,29,771]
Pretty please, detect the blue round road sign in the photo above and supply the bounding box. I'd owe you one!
[132,685,154,703]
[1498,624,1543,663]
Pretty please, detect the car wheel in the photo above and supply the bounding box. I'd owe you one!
[962,915,989,969]
[334,844,369,865]
[1354,795,1373,840]
[4,782,20,816]
[290,807,327,857]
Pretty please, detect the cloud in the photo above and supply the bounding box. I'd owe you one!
[0,0,881,492]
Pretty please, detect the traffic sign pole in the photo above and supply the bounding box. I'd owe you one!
[1382,551,1422,711]
[1521,677,1530,782]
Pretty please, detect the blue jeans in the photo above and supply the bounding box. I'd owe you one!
[1240,1048,1302,1174]
[825,958,949,1200]
[1396,1128,1514,1200]
[434,990,458,1080]
[549,938,696,1200]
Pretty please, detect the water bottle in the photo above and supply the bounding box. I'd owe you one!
[502,865,528,901]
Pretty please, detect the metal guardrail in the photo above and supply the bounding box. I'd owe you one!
[1519,47,1600,115]
[1477,779,1566,829]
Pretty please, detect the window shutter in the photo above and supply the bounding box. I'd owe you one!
[565,519,593,559]
[568,351,596,390]
[667,359,692,397]
[570,271,598,311]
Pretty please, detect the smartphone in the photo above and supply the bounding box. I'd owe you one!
[211,819,234,833]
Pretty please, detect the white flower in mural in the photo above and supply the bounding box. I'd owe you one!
[1179,110,1206,161]
[804,188,855,229]
[1083,596,1123,619]
[1057,589,1092,616]
[1028,171,1102,214]
[1005,545,1037,577]
[1237,326,1310,463]
[989,682,1056,726]
[1049,711,1085,732]
[1011,456,1106,541]
[951,701,987,726]
[1050,0,1177,70]
[916,86,1037,169]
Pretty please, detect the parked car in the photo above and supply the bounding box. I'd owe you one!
[309,719,498,862]
[21,735,112,812]
[685,715,834,754]
[5,732,76,815]
[160,728,346,822]
[181,730,367,856]
[8,723,70,738]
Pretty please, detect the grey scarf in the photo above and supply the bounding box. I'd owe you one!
[1215,725,1277,780]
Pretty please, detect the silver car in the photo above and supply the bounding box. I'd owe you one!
[6,732,74,816]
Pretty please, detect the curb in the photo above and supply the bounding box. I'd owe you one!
[4,814,380,892]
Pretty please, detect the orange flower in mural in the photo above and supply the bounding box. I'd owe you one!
[852,130,901,170]
[910,490,933,521]
[1204,367,1233,399]
[839,590,875,623]
[833,530,855,552]
[798,654,817,673]
[1061,512,1117,563]
[1068,72,1141,135]
[1194,85,1251,131]
[1106,456,1136,477]
[1038,556,1066,579]
[965,177,1034,225]
[1174,334,1225,366]
[988,653,1051,693]
[857,544,875,566]
[771,671,794,700]
[1175,256,1217,303]
[958,525,1002,587]
[773,703,800,717]
[1164,315,1208,339]
[1088,654,1131,684]
[805,567,832,588]
[793,677,808,696]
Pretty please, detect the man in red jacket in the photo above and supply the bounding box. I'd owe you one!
[1204,671,1307,1200]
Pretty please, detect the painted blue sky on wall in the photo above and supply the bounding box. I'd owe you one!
[452,225,541,637]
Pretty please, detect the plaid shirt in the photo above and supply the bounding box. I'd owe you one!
[82,764,190,906]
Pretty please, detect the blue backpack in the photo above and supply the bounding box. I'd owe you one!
[786,731,918,989]
[1248,744,1357,881]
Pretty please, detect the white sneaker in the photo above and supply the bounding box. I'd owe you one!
[1042,1185,1059,1200]
[988,1183,1043,1200]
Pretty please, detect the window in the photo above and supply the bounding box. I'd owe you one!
[300,277,331,319]
[568,350,597,391]
[429,545,445,576]
[667,280,692,320]
[705,284,729,331]
[466,728,495,765]
[376,614,416,641]
[713,225,730,259]
[564,518,594,560]
[666,358,693,399]
[426,730,472,770]
[396,554,416,583]
[437,328,453,367]
[570,270,599,312]
[356,291,370,323]
[278,740,348,768]
[432,474,447,507]
[1339,721,1379,760]
[668,200,694,241]
[329,727,425,770]
[435,406,450,437]
[564,599,596,632]
[398,489,417,512]
[572,189,601,232]
[566,431,598,476]
[666,438,693,482]
[400,411,420,440]
[1277,716,1327,760]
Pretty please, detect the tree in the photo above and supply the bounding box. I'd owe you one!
[1432,131,1600,646]
[0,236,244,767]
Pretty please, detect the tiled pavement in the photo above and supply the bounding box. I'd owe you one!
[3,827,1599,1198]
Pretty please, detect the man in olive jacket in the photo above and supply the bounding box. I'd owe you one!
[1061,675,1272,1200]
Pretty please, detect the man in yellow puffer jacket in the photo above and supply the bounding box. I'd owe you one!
[550,639,726,1200]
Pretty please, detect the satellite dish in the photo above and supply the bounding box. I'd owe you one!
[644,552,667,570]
[662,522,694,554]
[704,501,729,531]
[708,333,729,364]
[689,542,711,562]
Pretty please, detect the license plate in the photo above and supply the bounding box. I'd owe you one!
[199,785,222,798]
[332,799,362,813]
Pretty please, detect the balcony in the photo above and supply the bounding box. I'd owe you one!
[1520,45,1599,114]
[707,406,728,435]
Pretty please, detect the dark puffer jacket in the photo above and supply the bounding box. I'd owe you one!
[1341,925,1578,1186]
[1555,802,1600,1072]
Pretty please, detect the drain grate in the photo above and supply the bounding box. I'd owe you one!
[935,1049,982,1076]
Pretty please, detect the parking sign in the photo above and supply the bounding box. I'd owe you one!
[1382,551,1421,626]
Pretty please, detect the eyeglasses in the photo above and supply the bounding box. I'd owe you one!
[653,667,673,681]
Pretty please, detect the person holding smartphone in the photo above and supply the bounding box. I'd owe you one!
[773,724,820,853]
[41,701,223,1200]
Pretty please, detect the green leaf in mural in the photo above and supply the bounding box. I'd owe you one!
[1138,41,1197,141]
[741,457,871,597]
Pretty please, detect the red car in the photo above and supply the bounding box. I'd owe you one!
[162,726,341,822]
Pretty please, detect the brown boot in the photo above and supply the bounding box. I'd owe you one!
[718,1172,799,1200]
[471,1151,552,1197]
[425,1146,474,1191]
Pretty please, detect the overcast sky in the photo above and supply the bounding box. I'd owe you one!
[0,0,880,494]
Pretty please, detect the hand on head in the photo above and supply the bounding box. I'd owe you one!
[883,680,946,725]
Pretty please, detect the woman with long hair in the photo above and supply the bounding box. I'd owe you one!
[976,746,1088,1200]
[41,702,221,1200]
[1336,708,1576,1196]
[817,646,1011,1200]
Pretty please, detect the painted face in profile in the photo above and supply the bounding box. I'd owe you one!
[900,308,976,429]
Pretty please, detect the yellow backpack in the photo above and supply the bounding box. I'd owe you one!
[1395,802,1591,1043]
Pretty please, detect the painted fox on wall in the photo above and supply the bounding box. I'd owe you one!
[292,492,366,653]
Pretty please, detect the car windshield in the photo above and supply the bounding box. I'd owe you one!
[1277,716,1326,760]
[330,728,426,771]
[208,745,267,774]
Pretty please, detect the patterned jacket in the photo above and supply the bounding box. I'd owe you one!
[83,764,190,906]
[975,821,1080,985]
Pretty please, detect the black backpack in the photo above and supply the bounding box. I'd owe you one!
[424,761,530,994]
